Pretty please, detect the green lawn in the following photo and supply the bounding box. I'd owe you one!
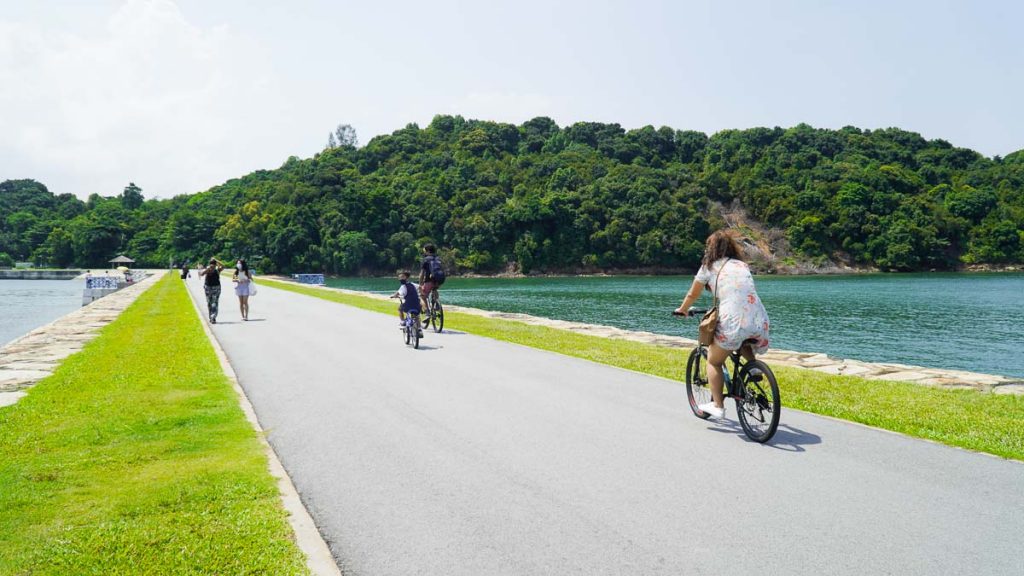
[262,278,1024,461]
[0,274,308,575]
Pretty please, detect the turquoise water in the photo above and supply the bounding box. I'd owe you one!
[0,279,84,347]
[326,273,1024,378]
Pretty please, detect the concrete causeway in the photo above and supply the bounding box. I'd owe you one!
[187,278,1023,576]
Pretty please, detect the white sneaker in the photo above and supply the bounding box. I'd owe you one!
[698,402,726,419]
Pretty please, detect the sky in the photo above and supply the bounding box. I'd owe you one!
[1,0,1022,199]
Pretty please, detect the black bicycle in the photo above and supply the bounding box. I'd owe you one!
[402,312,422,349]
[421,288,444,333]
[674,308,781,443]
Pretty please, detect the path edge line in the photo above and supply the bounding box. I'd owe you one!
[183,280,342,576]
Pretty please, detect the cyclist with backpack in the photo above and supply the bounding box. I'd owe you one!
[418,243,446,311]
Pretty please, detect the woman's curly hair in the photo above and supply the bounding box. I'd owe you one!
[702,230,744,268]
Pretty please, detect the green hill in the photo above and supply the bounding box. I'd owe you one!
[2,117,1022,273]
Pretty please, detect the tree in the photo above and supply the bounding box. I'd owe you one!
[1,118,1022,274]
[334,124,358,148]
[326,132,338,150]
[121,182,144,210]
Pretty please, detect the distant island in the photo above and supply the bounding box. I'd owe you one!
[1,117,1022,275]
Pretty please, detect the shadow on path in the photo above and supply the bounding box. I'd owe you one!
[705,420,822,453]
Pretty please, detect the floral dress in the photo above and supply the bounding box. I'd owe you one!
[694,258,770,353]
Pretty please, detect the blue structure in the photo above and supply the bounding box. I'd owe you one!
[293,273,325,286]
[86,276,119,290]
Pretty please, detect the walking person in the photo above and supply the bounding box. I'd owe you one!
[199,258,225,324]
[232,259,253,321]
[675,230,770,419]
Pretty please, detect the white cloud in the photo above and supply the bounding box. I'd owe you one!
[0,0,281,198]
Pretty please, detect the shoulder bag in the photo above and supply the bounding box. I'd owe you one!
[698,258,729,346]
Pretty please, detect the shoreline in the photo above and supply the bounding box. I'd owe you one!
[0,272,163,406]
[330,264,1023,280]
[268,276,1023,393]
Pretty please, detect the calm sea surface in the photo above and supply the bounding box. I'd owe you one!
[327,273,1024,378]
[0,280,84,347]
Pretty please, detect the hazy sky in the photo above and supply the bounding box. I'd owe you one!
[2,0,1022,199]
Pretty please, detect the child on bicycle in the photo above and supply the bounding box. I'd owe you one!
[391,271,423,335]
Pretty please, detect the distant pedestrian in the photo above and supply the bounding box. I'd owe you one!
[180,263,190,280]
[200,257,225,324]
[232,259,253,321]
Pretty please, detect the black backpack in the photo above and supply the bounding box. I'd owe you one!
[428,256,446,285]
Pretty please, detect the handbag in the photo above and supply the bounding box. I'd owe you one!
[248,278,257,296]
[697,259,729,346]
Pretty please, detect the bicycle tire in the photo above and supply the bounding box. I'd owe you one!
[685,347,712,419]
[404,325,411,346]
[413,327,420,349]
[432,302,444,332]
[735,360,781,443]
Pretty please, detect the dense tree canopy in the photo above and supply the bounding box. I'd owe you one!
[2,118,1022,273]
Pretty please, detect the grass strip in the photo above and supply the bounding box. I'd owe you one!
[0,273,308,575]
[261,278,1024,461]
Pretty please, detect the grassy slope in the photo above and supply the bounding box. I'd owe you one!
[0,274,308,575]
[261,279,1024,461]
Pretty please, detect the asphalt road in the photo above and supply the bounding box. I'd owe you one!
[186,278,1024,576]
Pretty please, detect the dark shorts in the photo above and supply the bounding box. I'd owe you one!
[399,303,420,315]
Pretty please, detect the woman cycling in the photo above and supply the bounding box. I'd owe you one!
[675,230,770,419]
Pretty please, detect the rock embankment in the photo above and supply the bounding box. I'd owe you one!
[0,272,163,408]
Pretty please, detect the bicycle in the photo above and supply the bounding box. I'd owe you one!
[402,312,422,349]
[421,288,444,333]
[673,308,781,443]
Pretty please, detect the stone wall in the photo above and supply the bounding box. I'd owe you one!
[0,272,164,408]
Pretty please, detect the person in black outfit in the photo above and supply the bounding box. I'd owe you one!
[418,243,444,312]
[199,257,225,323]
[180,263,191,279]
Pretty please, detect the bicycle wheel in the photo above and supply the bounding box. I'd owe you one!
[432,302,444,332]
[422,306,432,328]
[404,325,411,346]
[413,327,420,349]
[736,360,781,443]
[685,347,712,419]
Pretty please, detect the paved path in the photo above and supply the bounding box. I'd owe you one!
[186,279,1024,576]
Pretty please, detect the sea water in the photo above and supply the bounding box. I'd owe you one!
[0,279,84,347]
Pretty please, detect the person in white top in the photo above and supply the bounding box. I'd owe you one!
[232,259,254,321]
[675,230,771,419]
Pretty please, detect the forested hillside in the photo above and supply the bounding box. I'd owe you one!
[2,117,1022,274]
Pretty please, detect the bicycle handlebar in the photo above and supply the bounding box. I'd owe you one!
[672,308,708,317]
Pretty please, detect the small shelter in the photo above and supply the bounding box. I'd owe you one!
[109,255,135,268]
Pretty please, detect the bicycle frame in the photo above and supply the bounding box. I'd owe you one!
[711,347,747,399]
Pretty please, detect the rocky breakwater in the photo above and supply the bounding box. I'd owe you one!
[0,272,163,408]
